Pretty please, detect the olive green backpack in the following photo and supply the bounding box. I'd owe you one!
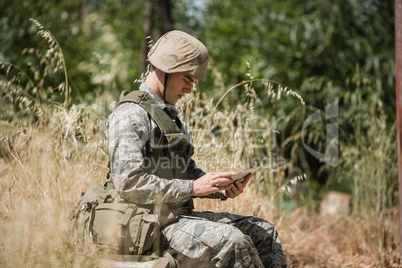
[68,183,155,252]
[68,91,182,267]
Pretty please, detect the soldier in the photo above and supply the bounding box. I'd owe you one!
[106,30,287,267]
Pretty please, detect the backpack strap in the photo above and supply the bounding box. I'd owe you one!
[118,90,181,135]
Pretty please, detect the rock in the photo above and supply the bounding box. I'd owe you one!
[320,191,351,216]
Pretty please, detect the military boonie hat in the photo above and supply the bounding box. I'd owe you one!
[147,30,209,81]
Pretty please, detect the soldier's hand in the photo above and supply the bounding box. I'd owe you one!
[192,172,235,197]
[222,173,252,199]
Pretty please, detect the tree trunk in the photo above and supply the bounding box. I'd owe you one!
[159,0,174,34]
[141,0,154,73]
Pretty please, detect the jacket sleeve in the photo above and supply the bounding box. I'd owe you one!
[106,103,193,205]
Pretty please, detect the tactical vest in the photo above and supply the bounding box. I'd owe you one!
[117,90,194,227]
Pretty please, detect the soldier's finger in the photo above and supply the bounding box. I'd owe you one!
[230,184,240,196]
[241,174,252,185]
[225,189,236,198]
[213,177,233,186]
[234,181,245,193]
[212,184,232,193]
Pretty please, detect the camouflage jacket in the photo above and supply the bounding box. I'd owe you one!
[106,82,225,207]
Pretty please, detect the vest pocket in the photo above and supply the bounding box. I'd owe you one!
[164,133,188,156]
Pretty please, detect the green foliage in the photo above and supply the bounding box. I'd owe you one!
[197,0,394,102]
[182,0,396,201]
[81,0,148,97]
[0,19,70,125]
[0,0,88,100]
[0,0,151,103]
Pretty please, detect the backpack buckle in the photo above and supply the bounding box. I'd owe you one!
[104,194,114,203]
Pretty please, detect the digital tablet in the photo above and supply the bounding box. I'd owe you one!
[217,167,260,187]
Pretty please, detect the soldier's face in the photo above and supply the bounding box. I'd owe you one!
[164,72,198,104]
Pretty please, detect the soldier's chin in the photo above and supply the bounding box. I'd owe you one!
[170,98,179,104]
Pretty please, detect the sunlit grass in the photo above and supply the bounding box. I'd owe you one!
[0,88,400,267]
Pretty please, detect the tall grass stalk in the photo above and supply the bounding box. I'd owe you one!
[29,18,70,108]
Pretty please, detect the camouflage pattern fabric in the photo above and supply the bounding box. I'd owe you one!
[106,82,287,267]
[162,212,286,268]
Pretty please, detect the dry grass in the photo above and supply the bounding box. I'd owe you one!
[0,105,401,267]
[196,194,401,268]
[0,112,106,267]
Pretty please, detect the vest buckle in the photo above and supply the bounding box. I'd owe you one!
[139,94,147,101]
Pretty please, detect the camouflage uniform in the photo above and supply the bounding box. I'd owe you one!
[106,82,287,267]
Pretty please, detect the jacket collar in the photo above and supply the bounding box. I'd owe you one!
[140,82,179,117]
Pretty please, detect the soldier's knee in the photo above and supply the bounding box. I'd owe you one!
[259,219,277,232]
[226,229,253,247]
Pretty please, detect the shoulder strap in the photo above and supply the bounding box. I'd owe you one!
[118,91,181,135]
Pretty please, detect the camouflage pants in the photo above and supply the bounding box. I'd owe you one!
[161,211,287,268]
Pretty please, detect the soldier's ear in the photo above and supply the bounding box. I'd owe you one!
[154,68,165,77]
